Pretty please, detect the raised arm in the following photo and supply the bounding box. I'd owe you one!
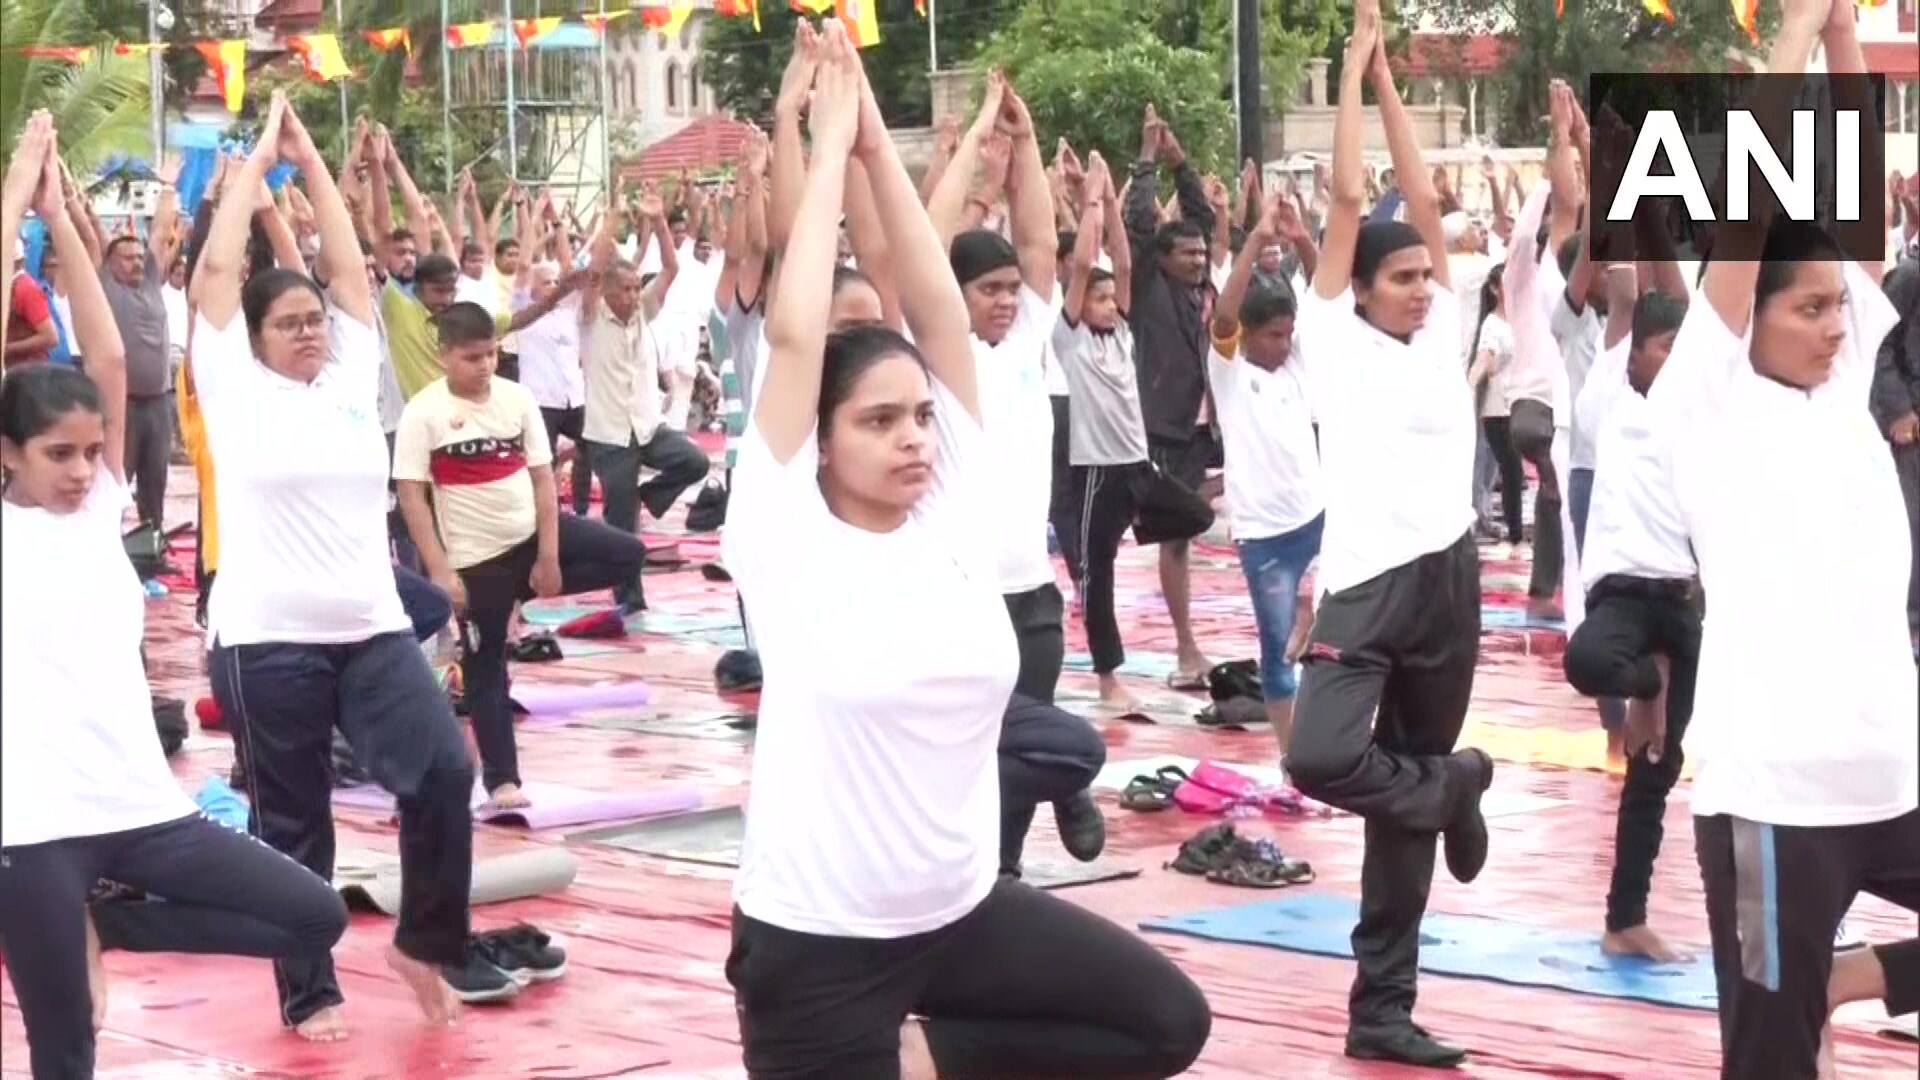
[149,157,182,272]
[1062,195,1104,325]
[927,71,1009,252]
[1821,0,1883,288]
[1215,194,1293,341]
[920,114,960,206]
[0,114,47,350]
[1545,85,1583,252]
[638,193,679,321]
[382,127,445,256]
[192,95,289,329]
[254,181,306,272]
[1093,156,1132,314]
[38,129,129,480]
[997,84,1056,302]
[1698,0,1826,335]
[1123,106,1164,254]
[767,21,820,254]
[844,158,902,328]
[757,21,861,462]
[1313,0,1378,301]
[1368,32,1447,290]
[279,107,373,325]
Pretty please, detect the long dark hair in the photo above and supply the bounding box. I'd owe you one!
[1464,263,1507,370]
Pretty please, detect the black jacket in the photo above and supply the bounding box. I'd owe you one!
[1870,259,1920,440]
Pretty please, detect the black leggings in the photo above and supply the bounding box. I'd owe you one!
[0,814,348,1080]
[1481,416,1527,543]
[1508,399,1563,599]
[1072,462,1149,675]
[727,878,1211,1079]
[1697,809,1920,1079]
[996,584,1106,874]
[459,516,646,793]
[211,630,474,1026]
[1562,575,1701,933]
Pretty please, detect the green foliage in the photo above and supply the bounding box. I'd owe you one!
[0,0,153,169]
[1147,0,1348,118]
[974,0,1235,176]
[252,66,499,203]
[702,0,1012,126]
[1419,0,1771,143]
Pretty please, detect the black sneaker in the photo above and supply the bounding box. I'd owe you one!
[1052,791,1107,863]
[441,945,520,1004]
[474,924,568,985]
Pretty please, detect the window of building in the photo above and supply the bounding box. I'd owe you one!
[688,64,701,111]
[666,61,681,113]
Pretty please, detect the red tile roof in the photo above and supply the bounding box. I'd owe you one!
[1862,41,1919,81]
[1397,33,1516,77]
[620,115,754,182]
[254,0,323,30]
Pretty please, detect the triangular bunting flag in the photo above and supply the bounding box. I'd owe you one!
[364,28,412,54]
[196,40,247,113]
[113,43,166,57]
[792,0,832,12]
[582,10,633,33]
[1730,0,1759,43]
[287,33,352,82]
[446,21,497,49]
[659,3,695,40]
[639,4,673,30]
[1643,0,1673,20]
[837,0,879,47]
[513,16,563,46]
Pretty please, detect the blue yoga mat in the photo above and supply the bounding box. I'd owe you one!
[1482,606,1567,631]
[1143,893,1717,1010]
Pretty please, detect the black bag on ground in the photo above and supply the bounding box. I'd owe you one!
[153,696,188,759]
[1130,467,1215,547]
[1207,659,1262,703]
[685,483,729,533]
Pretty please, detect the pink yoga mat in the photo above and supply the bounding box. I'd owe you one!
[509,681,652,715]
[332,781,700,830]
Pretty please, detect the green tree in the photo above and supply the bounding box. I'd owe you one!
[702,0,1014,126]
[1418,0,1769,143]
[1148,0,1347,119]
[0,0,154,169]
[973,0,1235,176]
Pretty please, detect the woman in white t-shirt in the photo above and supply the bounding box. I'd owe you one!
[1468,270,1526,544]
[1279,2,1494,1067]
[188,93,476,1040]
[1650,7,1918,1076]
[721,26,1208,1080]
[0,113,346,1080]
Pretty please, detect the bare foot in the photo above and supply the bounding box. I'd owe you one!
[487,783,532,810]
[85,916,107,1032]
[385,945,460,1026]
[1526,597,1564,622]
[1602,924,1689,963]
[899,1018,938,1080]
[1284,602,1315,664]
[1605,726,1627,771]
[1096,675,1139,712]
[293,1005,349,1042]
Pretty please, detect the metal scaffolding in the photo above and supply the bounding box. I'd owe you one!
[448,19,611,214]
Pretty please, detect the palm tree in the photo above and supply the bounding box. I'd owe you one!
[0,0,153,170]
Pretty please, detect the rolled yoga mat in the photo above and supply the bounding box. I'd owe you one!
[333,780,701,830]
[335,847,580,914]
[509,680,652,715]
[1143,892,1717,1010]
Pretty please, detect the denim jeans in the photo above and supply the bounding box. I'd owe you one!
[1235,514,1326,701]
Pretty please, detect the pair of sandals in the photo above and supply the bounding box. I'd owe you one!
[510,632,563,664]
[1120,766,1190,812]
[1168,823,1315,889]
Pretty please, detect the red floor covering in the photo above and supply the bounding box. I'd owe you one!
[6,473,1916,1079]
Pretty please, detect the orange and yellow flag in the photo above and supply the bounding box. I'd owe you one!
[22,45,94,64]
[791,0,832,12]
[639,4,673,29]
[113,43,165,57]
[363,27,411,53]
[837,0,879,47]
[659,3,695,41]
[1643,0,1673,20]
[287,33,352,82]
[582,10,632,34]
[1730,0,1760,42]
[915,0,927,14]
[513,16,563,46]
[445,21,496,49]
[196,40,247,113]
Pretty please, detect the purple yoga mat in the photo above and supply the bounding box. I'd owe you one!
[331,781,699,830]
[509,681,652,715]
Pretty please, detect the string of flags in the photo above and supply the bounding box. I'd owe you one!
[9,0,928,112]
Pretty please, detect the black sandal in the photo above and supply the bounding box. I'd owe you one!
[511,633,564,663]
[1121,776,1175,811]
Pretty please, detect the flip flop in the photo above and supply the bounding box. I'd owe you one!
[1120,766,1190,812]
[1166,671,1209,692]
[510,634,564,664]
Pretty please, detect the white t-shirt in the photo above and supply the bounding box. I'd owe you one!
[1294,285,1475,595]
[456,274,499,316]
[973,286,1058,595]
[1649,264,1914,827]
[1581,378,1694,589]
[1549,295,1606,468]
[720,381,1017,938]
[161,285,188,357]
[1476,313,1516,418]
[513,291,586,411]
[1207,338,1324,541]
[2,472,196,846]
[192,310,411,646]
[1449,251,1494,364]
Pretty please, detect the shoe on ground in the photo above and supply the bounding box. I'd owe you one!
[1442,749,1493,884]
[1052,791,1107,863]
[474,924,568,985]
[1346,1022,1466,1069]
[442,944,520,1004]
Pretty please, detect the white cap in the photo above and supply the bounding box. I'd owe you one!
[1441,211,1471,245]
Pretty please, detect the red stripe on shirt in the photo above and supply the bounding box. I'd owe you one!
[430,442,528,486]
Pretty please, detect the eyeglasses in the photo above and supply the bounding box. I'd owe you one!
[268,313,331,338]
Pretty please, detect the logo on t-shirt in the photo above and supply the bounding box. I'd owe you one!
[429,435,528,487]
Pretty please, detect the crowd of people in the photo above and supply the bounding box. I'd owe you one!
[2,0,1919,1077]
